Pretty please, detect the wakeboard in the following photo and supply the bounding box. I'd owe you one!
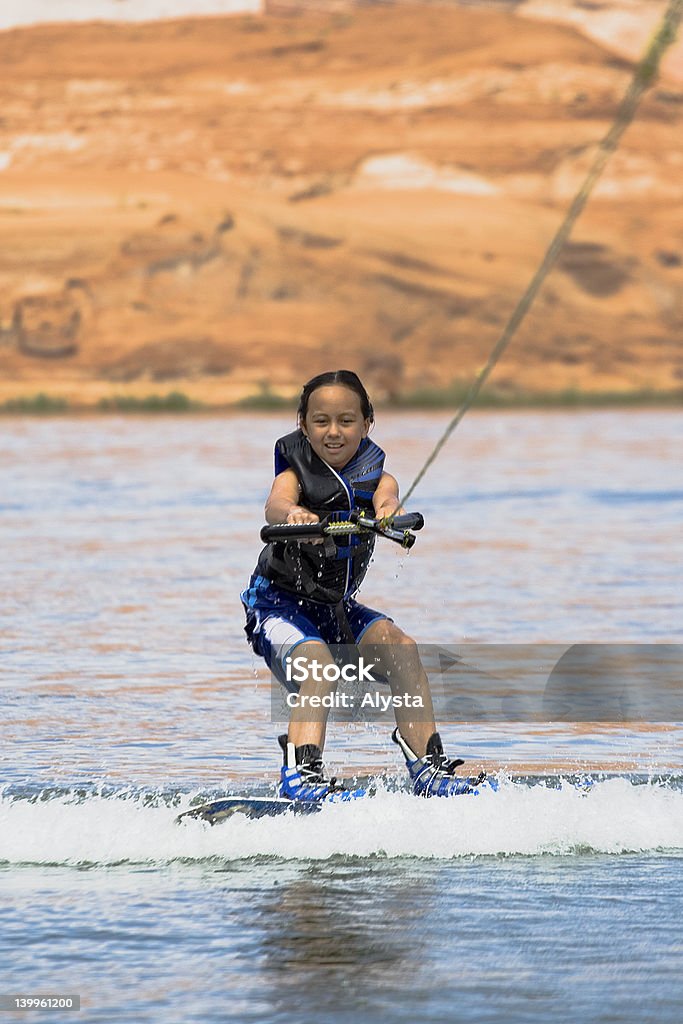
[177,776,498,825]
[176,796,322,825]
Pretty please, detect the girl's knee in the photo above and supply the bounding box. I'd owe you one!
[364,619,416,647]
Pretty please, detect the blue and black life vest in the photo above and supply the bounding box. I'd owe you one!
[256,429,385,604]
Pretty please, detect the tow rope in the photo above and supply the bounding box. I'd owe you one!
[402,0,683,504]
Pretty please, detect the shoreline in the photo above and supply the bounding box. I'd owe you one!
[2,386,682,415]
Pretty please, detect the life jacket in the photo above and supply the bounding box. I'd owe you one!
[256,429,385,604]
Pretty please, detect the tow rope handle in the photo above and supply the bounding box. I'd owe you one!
[260,511,424,549]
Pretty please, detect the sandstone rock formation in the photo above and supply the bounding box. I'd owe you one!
[0,3,681,406]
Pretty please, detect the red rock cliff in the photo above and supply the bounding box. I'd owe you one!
[0,3,681,406]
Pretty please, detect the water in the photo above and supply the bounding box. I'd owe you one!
[1,410,682,1023]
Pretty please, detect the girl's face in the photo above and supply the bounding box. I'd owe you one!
[301,385,370,469]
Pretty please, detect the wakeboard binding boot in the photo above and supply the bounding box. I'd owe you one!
[278,735,364,802]
[392,727,487,797]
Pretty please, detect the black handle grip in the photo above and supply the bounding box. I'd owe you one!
[260,512,424,546]
[390,513,424,532]
[260,522,325,542]
[380,527,416,549]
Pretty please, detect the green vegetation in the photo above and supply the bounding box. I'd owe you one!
[97,391,200,412]
[0,393,70,414]
[1,387,681,415]
[389,385,683,411]
[236,383,294,411]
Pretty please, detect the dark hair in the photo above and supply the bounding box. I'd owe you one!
[297,370,374,424]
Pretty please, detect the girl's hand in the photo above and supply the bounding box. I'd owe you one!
[376,503,405,525]
[372,472,402,523]
[286,505,320,525]
[287,506,324,544]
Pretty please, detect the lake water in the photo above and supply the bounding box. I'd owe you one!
[1,410,682,1023]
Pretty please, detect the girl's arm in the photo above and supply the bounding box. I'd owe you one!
[264,468,319,525]
[373,472,404,518]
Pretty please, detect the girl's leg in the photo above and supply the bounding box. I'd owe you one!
[358,620,485,796]
[359,618,437,756]
[286,640,339,752]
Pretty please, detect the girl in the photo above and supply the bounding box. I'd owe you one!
[241,370,484,800]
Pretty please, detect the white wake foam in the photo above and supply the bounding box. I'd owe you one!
[2,779,682,866]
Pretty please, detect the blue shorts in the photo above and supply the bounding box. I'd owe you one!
[240,574,389,692]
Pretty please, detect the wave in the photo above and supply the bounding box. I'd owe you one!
[2,777,683,866]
